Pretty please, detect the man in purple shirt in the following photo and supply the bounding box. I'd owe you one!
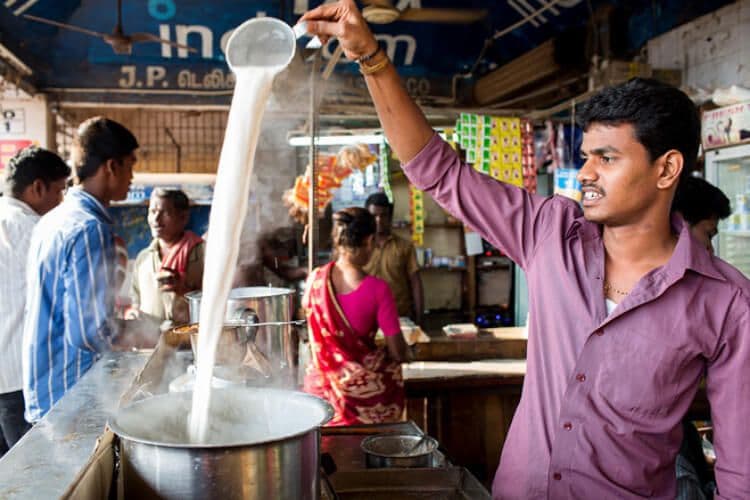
[303,2,750,498]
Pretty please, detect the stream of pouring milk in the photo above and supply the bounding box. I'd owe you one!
[188,66,280,443]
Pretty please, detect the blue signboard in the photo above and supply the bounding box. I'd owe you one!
[0,0,734,105]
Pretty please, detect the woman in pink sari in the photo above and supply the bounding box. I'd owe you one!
[303,207,408,425]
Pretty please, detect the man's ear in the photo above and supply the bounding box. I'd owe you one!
[104,158,119,176]
[30,178,47,198]
[656,149,683,190]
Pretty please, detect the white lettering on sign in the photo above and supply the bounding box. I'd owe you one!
[377,34,416,66]
[177,68,235,89]
[344,74,436,98]
[119,66,137,88]
[1,108,25,134]
[176,25,213,58]
[118,64,234,90]
[405,77,431,96]
[146,65,167,87]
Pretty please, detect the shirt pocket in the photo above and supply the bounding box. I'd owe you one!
[598,329,678,418]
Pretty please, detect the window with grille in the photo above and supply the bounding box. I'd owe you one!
[55,107,228,173]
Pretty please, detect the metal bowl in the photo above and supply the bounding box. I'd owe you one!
[361,434,439,468]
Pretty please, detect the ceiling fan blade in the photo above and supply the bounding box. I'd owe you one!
[397,8,488,23]
[130,32,198,53]
[23,14,108,38]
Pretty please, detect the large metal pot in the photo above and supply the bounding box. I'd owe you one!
[185,287,298,383]
[110,386,333,499]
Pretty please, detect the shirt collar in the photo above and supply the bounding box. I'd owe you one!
[1,196,39,218]
[148,238,161,256]
[665,213,726,282]
[579,212,726,283]
[67,187,113,224]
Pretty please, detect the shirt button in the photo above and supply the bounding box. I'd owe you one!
[553,472,562,481]
[563,422,573,431]
[595,330,604,336]
[576,373,586,382]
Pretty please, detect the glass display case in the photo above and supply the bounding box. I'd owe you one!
[705,143,750,278]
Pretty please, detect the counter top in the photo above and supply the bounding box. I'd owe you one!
[412,327,527,362]
[0,352,149,499]
[403,359,526,380]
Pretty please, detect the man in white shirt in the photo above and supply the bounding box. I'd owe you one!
[0,147,69,456]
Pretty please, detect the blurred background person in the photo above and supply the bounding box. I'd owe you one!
[672,175,731,254]
[364,192,424,325]
[233,227,307,289]
[0,147,69,455]
[671,175,730,499]
[128,188,204,327]
[303,207,407,426]
[23,117,149,423]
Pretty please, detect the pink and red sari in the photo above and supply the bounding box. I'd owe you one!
[303,262,404,426]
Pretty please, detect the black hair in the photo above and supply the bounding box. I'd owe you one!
[73,117,138,181]
[577,78,701,179]
[331,207,376,249]
[365,191,394,216]
[151,188,190,212]
[3,146,71,198]
[671,176,731,225]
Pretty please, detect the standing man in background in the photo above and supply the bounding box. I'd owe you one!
[0,147,69,455]
[672,175,731,255]
[671,175,731,499]
[23,117,147,422]
[364,192,424,324]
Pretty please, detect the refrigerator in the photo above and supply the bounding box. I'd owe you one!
[705,143,750,278]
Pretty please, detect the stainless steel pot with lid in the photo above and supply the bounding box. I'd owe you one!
[110,386,333,499]
[184,287,301,384]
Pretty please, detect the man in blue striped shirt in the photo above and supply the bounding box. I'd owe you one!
[23,117,139,422]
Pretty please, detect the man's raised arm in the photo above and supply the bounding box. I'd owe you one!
[301,0,433,163]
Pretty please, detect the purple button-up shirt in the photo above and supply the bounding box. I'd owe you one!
[403,135,750,499]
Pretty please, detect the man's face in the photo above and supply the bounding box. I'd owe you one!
[577,123,662,226]
[110,152,136,201]
[148,196,188,243]
[690,216,719,254]
[368,204,392,235]
[35,178,68,215]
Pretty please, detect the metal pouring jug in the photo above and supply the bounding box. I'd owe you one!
[225,17,296,71]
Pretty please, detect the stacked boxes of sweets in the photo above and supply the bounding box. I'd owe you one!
[455,113,525,188]
[522,120,537,194]
[410,185,425,247]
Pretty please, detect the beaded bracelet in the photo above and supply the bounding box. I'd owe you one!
[356,46,381,64]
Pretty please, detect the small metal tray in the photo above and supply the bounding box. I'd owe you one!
[321,467,491,499]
